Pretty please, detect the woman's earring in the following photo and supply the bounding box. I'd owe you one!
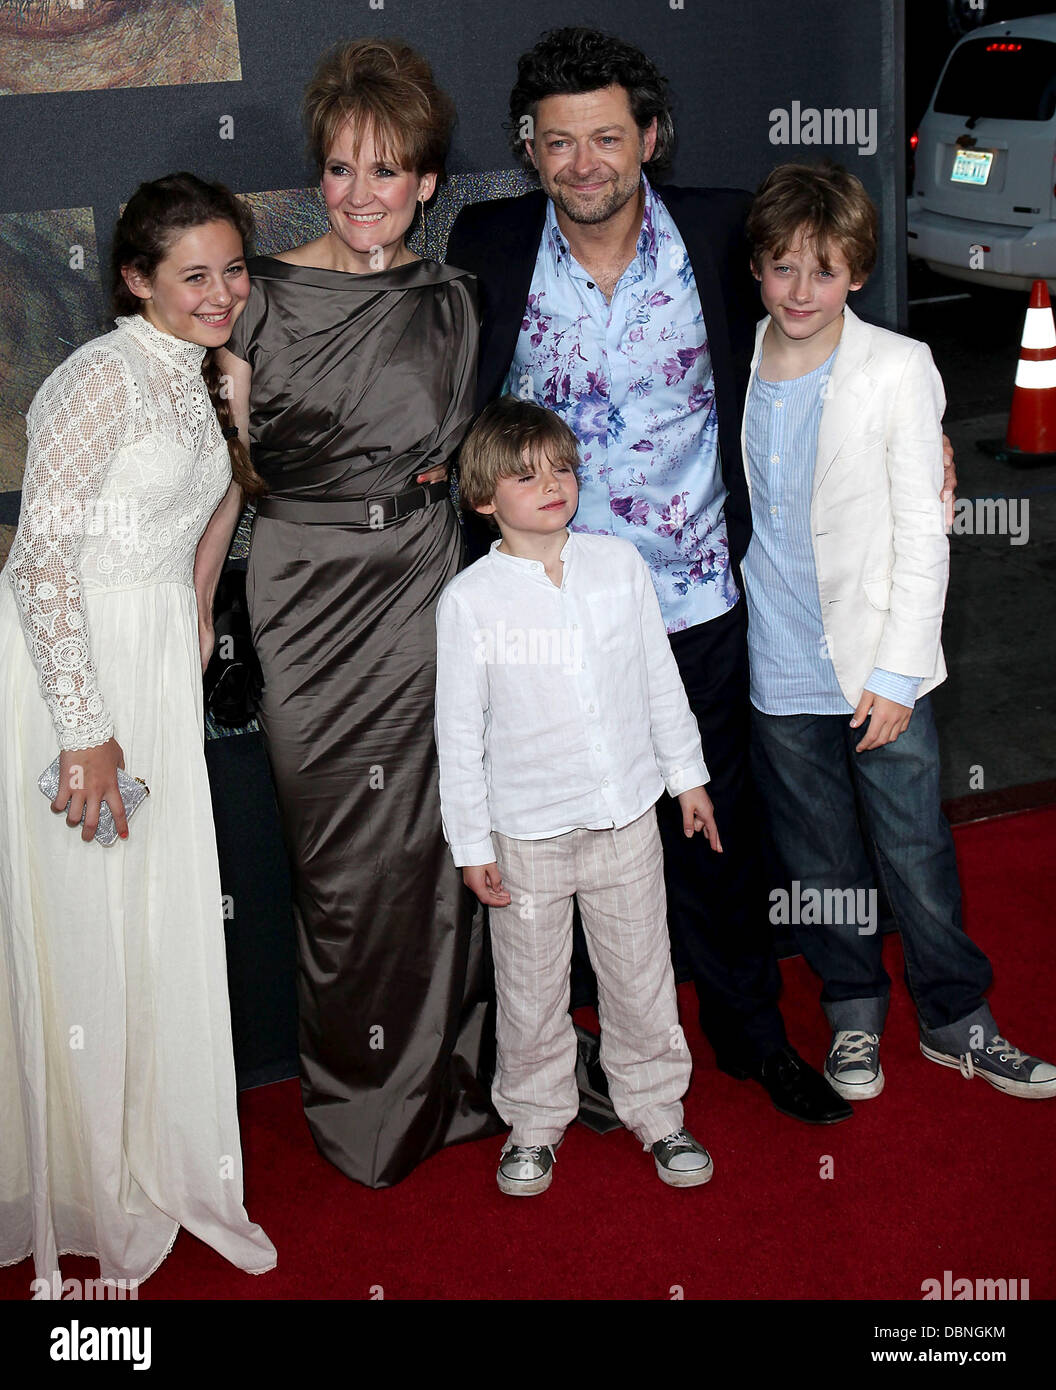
[418,196,427,251]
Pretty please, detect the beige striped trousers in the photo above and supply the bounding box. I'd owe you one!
[489,807,691,1147]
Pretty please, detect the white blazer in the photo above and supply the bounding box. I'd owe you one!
[739,304,949,706]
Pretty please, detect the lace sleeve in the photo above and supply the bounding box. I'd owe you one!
[7,343,135,751]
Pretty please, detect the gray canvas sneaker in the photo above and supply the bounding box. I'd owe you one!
[497,1141,557,1196]
[825,1030,884,1100]
[649,1129,714,1187]
[920,1033,1056,1098]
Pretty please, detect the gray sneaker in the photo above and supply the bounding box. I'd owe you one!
[649,1128,714,1188]
[497,1141,556,1196]
[825,1030,884,1100]
[920,1033,1056,1099]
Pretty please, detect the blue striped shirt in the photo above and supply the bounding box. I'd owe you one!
[741,347,920,714]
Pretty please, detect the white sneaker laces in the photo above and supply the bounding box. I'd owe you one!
[834,1031,879,1065]
[503,1144,549,1165]
[987,1035,1027,1068]
[958,1034,1027,1077]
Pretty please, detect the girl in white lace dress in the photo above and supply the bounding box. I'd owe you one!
[0,175,275,1288]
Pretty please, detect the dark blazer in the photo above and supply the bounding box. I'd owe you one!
[445,184,760,567]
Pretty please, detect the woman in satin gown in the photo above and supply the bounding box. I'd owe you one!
[205,39,501,1187]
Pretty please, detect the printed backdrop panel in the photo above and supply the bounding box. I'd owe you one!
[0,208,101,567]
[0,0,241,96]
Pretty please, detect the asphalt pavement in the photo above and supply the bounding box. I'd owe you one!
[907,264,1056,800]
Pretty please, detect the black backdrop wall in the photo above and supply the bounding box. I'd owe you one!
[0,0,906,1086]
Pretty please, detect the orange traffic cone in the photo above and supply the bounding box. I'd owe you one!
[1004,279,1056,462]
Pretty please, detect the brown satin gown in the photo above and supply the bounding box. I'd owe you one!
[226,255,501,1187]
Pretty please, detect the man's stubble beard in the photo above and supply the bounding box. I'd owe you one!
[543,168,643,227]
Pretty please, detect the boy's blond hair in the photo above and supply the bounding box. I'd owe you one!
[459,396,580,511]
[747,161,878,283]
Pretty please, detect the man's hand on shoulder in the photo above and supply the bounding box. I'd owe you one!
[941,432,957,528]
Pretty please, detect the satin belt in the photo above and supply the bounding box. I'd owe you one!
[254,479,450,528]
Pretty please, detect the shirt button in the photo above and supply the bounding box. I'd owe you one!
[770,505,778,514]
[587,281,596,290]
[771,453,780,463]
[601,779,610,788]
[588,704,596,714]
[595,744,602,752]
[774,400,783,409]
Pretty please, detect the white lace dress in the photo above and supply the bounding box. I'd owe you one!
[0,313,275,1286]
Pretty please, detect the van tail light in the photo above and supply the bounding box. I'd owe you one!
[910,132,920,153]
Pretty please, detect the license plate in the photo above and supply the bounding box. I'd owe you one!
[950,149,994,186]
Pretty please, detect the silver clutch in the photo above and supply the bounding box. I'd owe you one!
[38,757,150,847]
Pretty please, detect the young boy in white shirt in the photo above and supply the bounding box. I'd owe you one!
[435,396,723,1194]
[741,162,1055,1102]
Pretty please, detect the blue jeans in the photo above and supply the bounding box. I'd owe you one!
[749,697,994,1043]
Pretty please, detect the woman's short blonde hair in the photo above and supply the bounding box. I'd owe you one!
[302,37,454,176]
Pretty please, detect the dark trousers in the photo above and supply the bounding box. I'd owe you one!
[749,697,993,1034]
[572,600,788,1066]
[656,601,788,1065]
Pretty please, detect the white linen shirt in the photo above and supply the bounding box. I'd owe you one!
[434,532,709,867]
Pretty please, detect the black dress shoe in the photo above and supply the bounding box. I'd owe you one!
[573,1023,622,1134]
[722,1045,853,1124]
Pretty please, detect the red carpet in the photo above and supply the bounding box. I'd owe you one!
[3,806,1054,1301]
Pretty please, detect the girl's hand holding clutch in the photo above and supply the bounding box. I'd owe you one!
[55,740,130,843]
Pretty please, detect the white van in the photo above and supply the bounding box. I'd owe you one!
[907,14,1056,291]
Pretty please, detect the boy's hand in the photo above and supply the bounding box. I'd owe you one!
[676,786,723,852]
[850,691,913,751]
[462,863,512,907]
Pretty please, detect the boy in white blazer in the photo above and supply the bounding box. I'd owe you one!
[739,163,1054,1101]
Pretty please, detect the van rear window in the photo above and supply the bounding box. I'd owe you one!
[934,37,1056,121]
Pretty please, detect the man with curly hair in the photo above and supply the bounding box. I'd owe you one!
[447,26,850,1128]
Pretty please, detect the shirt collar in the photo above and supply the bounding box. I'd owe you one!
[118,312,207,376]
[488,531,574,578]
[637,175,661,272]
[544,174,660,278]
[755,344,839,390]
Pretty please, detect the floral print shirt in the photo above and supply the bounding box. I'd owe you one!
[506,177,739,633]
